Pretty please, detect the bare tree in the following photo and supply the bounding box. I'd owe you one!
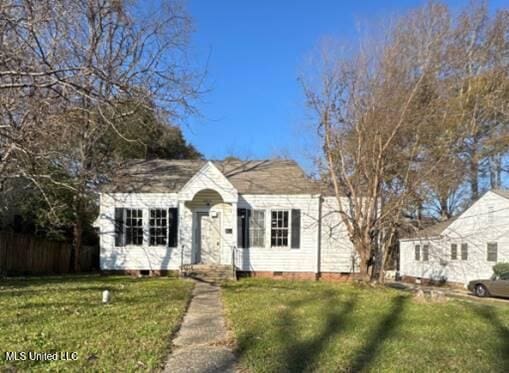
[0,0,202,270]
[302,1,509,281]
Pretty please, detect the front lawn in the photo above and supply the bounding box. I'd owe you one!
[223,279,509,372]
[0,275,193,371]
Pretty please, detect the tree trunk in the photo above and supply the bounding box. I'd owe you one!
[469,157,479,201]
[72,217,82,273]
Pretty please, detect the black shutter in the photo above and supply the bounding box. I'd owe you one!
[168,208,178,247]
[291,209,301,249]
[237,208,250,248]
[114,208,125,246]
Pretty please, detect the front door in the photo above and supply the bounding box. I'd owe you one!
[196,212,221,264]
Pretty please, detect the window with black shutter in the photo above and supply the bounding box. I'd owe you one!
[149,209,167,246]
[114,208,125,246]
[237,208,250,248]
[168,208,179,247]
[271,210,289,247]
[291,209,301,249]
[125,209,143,245]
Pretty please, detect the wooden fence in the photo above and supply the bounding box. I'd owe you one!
[0,232,98,275]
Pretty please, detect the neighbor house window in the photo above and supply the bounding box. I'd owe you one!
[415,244,420,261]
[422,244,429,261]
[249,210,265,247]
[487,242,498,262]
[149,209,167,246]
[461,243,468,260]
[450,243,457,260]
[125,209,143,245]
[271,210,289,247]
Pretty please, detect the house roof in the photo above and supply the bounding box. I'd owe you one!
[401,189,509,240]
[102,158,321,195]
[400,217,458,240]
[492,189,509,200]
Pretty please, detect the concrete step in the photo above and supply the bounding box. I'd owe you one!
[181,263,236,283]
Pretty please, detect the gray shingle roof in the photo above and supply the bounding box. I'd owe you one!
[103,159,321,195]
[492,189,509,200]
[401,217,458,240]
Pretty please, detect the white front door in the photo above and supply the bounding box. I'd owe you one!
[196,212,221,264]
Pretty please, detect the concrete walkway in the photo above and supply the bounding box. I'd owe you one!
[164,281,236,373]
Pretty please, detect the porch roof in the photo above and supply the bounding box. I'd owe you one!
[103,158,322,195]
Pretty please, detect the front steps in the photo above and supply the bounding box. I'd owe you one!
[181,264,236,284]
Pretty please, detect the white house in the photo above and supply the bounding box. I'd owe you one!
[399,190,509,286]
[96,159,357,279]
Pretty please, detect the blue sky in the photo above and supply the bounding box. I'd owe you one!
[183,0,506,173]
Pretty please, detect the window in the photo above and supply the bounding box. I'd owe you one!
[149,209,167,246]
[487,242,498,262]
[450,243,457,260]
[249,210,265,247]
[422,244,429,261]
[461,243,468,260]
[415,245,420,261]
[125,209,143,245]
[271,210,289,247]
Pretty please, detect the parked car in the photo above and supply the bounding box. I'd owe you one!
[468,272,509,298]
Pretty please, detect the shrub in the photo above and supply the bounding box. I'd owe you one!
[493,262,509,276]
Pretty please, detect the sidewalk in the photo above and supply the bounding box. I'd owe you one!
[165,281,236,373]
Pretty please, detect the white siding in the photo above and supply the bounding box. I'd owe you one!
[99,193,184,271]
[320,197,357,272]
[235,194,321,272]
[400,191,509,285]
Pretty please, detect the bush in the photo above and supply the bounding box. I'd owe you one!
[493,262,509,276]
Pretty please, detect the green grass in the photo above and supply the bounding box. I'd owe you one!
[0,275,193,371]
[222,279,509,372]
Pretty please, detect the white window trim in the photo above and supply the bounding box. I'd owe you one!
[149,208,169,247]
[269,209,291,248]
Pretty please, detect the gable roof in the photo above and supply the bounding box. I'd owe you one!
[102,158,321,195]
[401,188,509,240]
[400,217,458,240]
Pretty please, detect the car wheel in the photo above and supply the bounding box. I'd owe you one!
[475,284,488,297]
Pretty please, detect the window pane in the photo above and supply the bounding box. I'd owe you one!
[271,210,289,247]
[423,245,428,261]
[415,245,420,261]
[149,209,167,246]
[125,209,143,245]
[487,242,497,262]
[451,244,457,260]
[249,210,265,247]
[461,243,468,260]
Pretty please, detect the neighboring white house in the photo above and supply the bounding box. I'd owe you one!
[399,190,509,286]
[95,159,357,278]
